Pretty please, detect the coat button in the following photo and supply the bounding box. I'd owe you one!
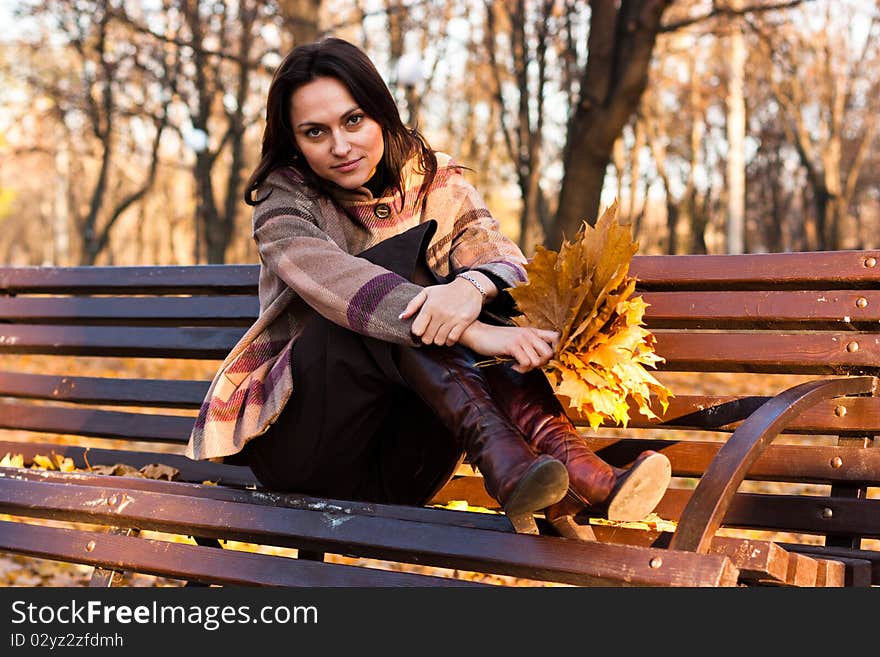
[374,203,391,219]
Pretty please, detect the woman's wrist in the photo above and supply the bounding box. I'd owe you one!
[456,270,498,301]
[458,319,487,350]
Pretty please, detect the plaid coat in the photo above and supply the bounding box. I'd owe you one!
[185,153,528,461]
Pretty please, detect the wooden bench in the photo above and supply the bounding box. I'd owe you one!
[0,248,877,587]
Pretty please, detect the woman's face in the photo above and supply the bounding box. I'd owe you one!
[289,76,385,190]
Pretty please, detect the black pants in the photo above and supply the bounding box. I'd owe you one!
[240,223,465,506]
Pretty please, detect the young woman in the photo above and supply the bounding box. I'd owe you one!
[185,36,670,539]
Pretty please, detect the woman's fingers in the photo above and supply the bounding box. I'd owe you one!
[445,323,465,346]
[406,283,482,341]
[533,328,560,351]
[509,328,557,372]
[399,289,427,322]
[424,320,444,346]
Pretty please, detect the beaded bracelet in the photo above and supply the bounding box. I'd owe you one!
[456,271,487,298]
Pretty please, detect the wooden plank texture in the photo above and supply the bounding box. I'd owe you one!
[0,520,482,587]
[0,476,740,587]
[652,331,880,374]
[0,324,244,358]
[642,290,880,329]
[630,250,880,290]
[0,296,258,325]
[0,372,209,408]
[0,403,195,442]
[0,265,259,294]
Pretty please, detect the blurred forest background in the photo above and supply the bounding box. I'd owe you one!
[0,0,878,267]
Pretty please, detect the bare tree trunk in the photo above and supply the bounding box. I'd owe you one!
[483,0,552,255]
[52,134,71,265]
[627,121,645,225]
[553,0,672,249]
[726,10,746,254]
[215,0,257,264]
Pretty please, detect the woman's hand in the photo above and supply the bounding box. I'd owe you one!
[400,277,488,346]
[459,321,559,373]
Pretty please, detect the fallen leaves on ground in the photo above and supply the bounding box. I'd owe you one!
[0,451,179,481]
[589,512,678,532]
[433,500,500,514]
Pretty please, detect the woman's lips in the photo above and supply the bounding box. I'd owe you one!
[333,158,362,173]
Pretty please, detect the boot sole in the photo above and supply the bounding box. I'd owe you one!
[504,456,569,534]
[606,452,671,522]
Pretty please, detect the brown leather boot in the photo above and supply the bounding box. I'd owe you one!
[482,364,671,540]
[397,345,569,534]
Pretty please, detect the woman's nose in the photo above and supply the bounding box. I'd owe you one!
[331,132,352,157]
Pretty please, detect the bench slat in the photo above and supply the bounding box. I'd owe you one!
[2,324,878,373]
[0,520,482,587]
[813,557,868,587]
[4,291,878,330]
[583,438,880,485]
[631,250,880,290]
[655,394,880,433]
[1,467,518,532]
[653,330,880,374]
[0,325,243,358]
[5,250,876,294]
[654,488,880,538]
[0,403,194,442]
[0,297,258,325]
[0,476,740,586]
[590,394,880,433]
[0,372,208,408]
[783,544,879,586]
[0,265,259,294]
[642,290,880,329]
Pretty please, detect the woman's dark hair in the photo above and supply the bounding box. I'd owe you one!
[244,36,437,207]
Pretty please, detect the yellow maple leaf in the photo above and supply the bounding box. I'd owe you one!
[433,500,499,514]
[590,512,678,532]
[53,454,76,472]
[0,453,25,468]
[32,454,57,470]
[506,199,673,429]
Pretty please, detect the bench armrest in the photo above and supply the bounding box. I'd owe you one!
[668,375,878,553]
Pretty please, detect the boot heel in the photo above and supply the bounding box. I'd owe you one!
[506,511,540,534]
[501,455,568,534]
[549,514,598,541]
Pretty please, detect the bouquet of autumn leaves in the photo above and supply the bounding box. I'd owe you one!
[506,200,672,430]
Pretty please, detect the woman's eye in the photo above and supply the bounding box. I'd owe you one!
[306,128,322,138]
[347,114,363,126]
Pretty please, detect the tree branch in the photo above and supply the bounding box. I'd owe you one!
[660,0,810,33]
